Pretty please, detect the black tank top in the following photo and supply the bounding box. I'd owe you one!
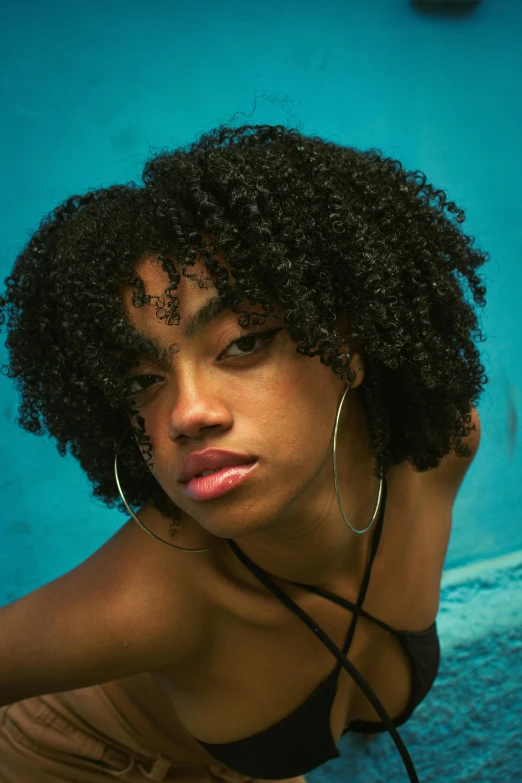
[194,475,440,781]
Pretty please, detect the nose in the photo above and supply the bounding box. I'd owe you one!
[167,377,232,441]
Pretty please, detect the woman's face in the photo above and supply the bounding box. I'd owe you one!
[120,255,365,542]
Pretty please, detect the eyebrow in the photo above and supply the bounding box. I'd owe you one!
[133,295,231,371]
[181,295,228,339]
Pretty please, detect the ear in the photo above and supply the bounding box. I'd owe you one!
[344,348,365,390]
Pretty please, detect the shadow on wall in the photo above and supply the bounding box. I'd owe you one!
[411,0,483,18]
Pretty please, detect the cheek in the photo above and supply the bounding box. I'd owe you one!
[263,382,337,463]
[130,392,170,434]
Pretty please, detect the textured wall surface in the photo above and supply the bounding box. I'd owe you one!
[310,551,522,782]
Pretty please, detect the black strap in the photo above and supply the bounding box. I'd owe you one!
[225,476,421,783]
[227,538,419,782]
[290,583,401,636]
[291,482,390,660]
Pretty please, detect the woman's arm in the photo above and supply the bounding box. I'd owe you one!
[0,523,202,708]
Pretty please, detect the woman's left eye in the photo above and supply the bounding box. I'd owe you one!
[221,328,282,360]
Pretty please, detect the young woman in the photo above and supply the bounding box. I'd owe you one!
[0,123,486,783]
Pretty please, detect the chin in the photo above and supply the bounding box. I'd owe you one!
[194,509,276,541]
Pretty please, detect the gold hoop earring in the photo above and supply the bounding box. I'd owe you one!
[333,381,383,535]
[113,447,211,553]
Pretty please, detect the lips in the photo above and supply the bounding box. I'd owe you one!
[178,449,257,484]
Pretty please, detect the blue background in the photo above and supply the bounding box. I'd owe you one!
[1,1,521,780]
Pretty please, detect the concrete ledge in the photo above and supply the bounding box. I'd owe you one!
[309,551,522,782]
[438,549,522,649]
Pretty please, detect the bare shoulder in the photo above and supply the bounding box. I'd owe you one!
[428,405,482,496]
[398,406,482,598]
[0,508,208,706]
[93,506,212,665]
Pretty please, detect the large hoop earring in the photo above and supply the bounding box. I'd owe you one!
[333,383,383,535]
[114,447,211,553]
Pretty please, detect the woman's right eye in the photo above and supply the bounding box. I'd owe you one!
[127,374,162,394]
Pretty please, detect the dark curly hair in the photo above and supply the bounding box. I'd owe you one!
[0,123,488,535]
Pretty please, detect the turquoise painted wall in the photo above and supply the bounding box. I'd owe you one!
[1,2,521,780]
[1,0,520,606]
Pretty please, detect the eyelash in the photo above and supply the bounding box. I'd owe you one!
[127,327,282,394]
[222,327,282,359]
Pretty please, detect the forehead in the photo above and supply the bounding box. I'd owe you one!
[119,253,283,354]
[119,255,224,344]
[128,255,215,312]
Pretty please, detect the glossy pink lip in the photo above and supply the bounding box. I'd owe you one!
[178,449,257,484]
[183,462,258,501]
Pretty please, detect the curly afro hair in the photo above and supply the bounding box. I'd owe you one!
[0,123,489,533]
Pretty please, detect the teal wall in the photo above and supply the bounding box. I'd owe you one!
[1,0,520,603]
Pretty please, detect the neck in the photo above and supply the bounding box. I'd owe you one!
[231,487,383,592]
[216,393,384,592]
